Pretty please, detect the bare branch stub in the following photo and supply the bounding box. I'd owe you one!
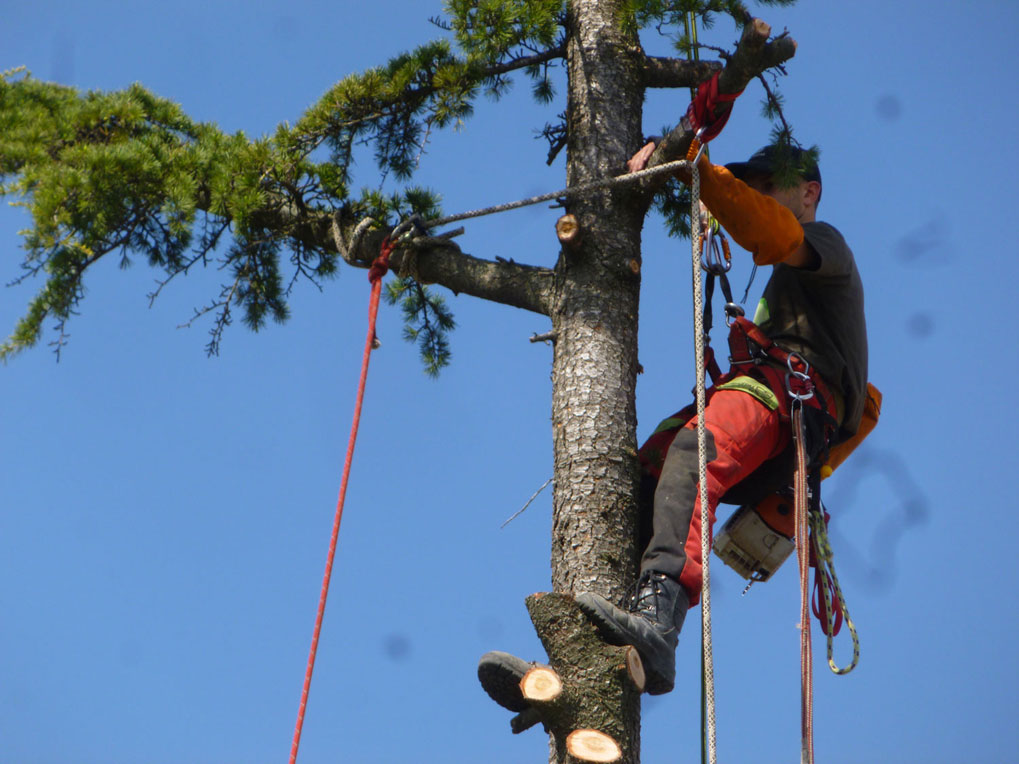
[556,214,582,247]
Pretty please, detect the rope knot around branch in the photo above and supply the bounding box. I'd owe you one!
[368,237,394,283]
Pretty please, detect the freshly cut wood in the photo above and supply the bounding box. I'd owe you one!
[566,728,622,762]
[556,214,581,246]
[520,665,562,702]
[624,645,645,692]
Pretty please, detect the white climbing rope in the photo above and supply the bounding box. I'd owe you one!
[690,154,718,764]
[424,158,695,229]
[338,158,698,257]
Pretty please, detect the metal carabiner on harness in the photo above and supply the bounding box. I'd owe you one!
[700,219,732,275]
[723,300,744,326]
[692,125,709,166]
[785,351,815,402]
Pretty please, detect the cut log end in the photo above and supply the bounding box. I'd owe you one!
[566,729,622,763]
[624,645,645,692]
[556,214,582,246]
[750,17,771,38]
[520,665,562,702]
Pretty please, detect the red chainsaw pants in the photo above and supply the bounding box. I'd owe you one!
[638,386,790,607]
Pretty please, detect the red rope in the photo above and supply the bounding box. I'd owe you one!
[289,236,394,764]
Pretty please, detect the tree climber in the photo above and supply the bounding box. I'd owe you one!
[574,137,872,695]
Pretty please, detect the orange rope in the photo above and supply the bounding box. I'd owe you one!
[288,236,394,764]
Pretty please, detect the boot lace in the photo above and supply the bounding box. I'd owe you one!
[629,571,669,619]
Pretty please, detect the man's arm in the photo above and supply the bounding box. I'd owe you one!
[782,237,820,270]
[692,158,803,266]
[628,144,805,266]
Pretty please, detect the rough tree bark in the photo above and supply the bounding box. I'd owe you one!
[520,9,796,764]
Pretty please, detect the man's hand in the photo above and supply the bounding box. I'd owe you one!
[627,141,657,173]
[628,140,693,183]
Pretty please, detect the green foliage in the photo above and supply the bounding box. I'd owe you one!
[384,276,456,376]
[0,2,576,367]
[444,0,562,60]
[0,69,343,359]
[1,0,798,369]
[765,127,820,191]
[652,178,694,240]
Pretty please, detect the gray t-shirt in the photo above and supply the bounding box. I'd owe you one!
[753,221,868,439]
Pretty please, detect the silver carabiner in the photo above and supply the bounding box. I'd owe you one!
[700,226,731,274]
[723,302,745,327]
[693,126,708,166]
[785,352,815,401]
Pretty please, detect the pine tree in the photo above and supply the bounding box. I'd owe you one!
[0,2,799,761]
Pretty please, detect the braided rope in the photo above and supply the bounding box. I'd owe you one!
[289,239,393,764]
[792,406,815,764]
[690,157,718,764]
[809,510,861,674]
[423,158,693,230]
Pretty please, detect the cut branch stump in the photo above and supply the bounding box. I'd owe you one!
[522,592,641,763]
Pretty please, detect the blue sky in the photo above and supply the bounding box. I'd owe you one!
[2,2,1016,763]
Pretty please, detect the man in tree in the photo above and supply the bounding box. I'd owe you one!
[576,139,870,695]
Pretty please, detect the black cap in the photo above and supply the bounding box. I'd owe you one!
[725,144,821,185]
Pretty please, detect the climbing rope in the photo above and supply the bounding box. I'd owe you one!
[810,508,860,674]
[792,403,814,764]
[689,136,718,764]
[288,232,398,764]
[412,157,695,232]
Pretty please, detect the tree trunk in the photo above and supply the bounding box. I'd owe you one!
[540,1,649,761]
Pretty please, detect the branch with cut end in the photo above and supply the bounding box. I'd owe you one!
[520,593,642,762]
[567,729,623,763]
[653,17,797,170]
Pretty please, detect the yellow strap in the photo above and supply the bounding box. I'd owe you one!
[716,374,779,410]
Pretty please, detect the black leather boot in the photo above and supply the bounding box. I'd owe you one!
[576,570,689,695]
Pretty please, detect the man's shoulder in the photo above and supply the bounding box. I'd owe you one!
[802,220,856,275]
[804,220,848,248]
